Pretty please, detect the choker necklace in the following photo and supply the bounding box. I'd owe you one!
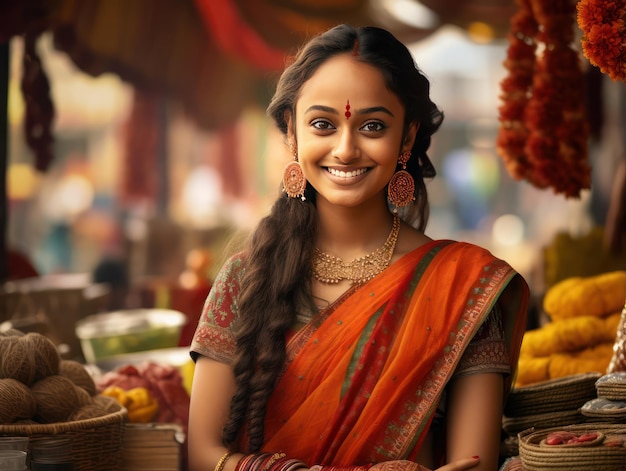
[312,215,400,284]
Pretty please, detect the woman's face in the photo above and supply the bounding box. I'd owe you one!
[289,53,416,210]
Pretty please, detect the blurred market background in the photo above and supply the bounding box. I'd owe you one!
[1,0,625,360]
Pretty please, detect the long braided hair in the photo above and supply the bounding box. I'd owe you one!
[221,24,444,452]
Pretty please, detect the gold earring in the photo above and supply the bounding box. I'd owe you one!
[282,146,306,200]
[388,150,415,212]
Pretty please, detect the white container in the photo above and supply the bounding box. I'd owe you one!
[0,436,28,451]
[0,450,27,470]
[75,309,187,363]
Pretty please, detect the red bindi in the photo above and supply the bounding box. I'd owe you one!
[345,100,351,119]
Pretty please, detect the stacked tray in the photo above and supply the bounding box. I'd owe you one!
[502,373,601,437]
[580,372,626,423]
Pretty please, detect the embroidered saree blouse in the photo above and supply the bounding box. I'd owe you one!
[190,253,510,376]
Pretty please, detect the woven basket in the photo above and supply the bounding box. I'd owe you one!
[597,385,626,401]
[0,404,127,470]
[581,397,626,421]
[518,423,626,471]
[505,373,600,417]
[502,409,585,436]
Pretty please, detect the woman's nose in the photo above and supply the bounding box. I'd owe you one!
[332,129,360,163]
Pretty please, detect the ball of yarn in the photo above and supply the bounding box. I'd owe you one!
[0,378,36,423]
[68,404,109,421]
[74,383,92,407]
[24,333,60,382]
[92,394,122,413]
[31,375,81,423]
[0,336,36,385]
[59,360,97,396]
[0,328,25,337]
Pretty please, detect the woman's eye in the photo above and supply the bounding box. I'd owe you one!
[311,119,334,131]
[361,121,385,132]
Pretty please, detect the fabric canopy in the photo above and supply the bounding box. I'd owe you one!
[1,0,519,174]
[2,0,517,132]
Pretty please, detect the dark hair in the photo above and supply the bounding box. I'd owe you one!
[269,24,443,229]
[222,24,443,452]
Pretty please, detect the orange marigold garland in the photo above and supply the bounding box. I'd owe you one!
[497,0,591,198]
[577,0,626,81]
[497,0,537,182]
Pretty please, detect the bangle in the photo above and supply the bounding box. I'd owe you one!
[238,453,269,471]
[215,452,234,471]
[263,453,287,471]
[273,458,308,471]
[236,454,257,471]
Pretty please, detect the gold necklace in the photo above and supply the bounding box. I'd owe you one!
[312,215,400,284]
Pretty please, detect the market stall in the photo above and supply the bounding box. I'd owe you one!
[1,0,626,470]
[494,0,626,467]
[0,325,192,470]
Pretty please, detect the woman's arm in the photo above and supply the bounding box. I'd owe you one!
[188,355,244,471]
[188,357,487,471]
[445,373,504,471]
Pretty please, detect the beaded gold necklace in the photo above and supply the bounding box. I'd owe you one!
[312,215,400,284]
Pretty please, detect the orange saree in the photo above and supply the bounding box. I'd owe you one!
[260,240,529,465]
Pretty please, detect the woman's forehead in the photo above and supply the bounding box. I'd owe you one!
[297,54,403,113]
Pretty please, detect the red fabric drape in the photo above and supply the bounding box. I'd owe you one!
[216,124,244,198]
[2,0,518,135]
[192,0,286,72]
[120,91,160,205]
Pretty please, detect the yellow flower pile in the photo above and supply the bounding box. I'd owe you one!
[516,271,626,386]
[101,385,159,423]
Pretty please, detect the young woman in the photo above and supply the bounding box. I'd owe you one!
[188,24,529,471]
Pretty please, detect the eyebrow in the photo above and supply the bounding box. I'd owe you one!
[304,105,394,117]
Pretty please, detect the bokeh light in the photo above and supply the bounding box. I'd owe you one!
[41,173,94,221]
[8,163,39,200]
[181,166,223,228]
[492,214,525,246]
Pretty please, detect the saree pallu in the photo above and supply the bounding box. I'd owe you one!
[259,240,529,465]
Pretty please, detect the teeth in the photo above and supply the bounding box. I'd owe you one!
[328,168,367,178]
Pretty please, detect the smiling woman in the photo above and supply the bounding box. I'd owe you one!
[288,54,412,214]
[187,24,529,471]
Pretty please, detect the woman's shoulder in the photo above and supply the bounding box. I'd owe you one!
[435,239,508,263]
[400,231,512,270]
[204,251,248,300]
[396,224,495,260]
[214,251,247,280]
[430,240,525,283]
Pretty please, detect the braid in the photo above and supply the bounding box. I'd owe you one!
[222,192,317,450]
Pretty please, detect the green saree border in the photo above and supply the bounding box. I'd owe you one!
[393,258,519,459]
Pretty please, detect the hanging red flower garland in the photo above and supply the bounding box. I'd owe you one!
[577,0,626,81]
[497,0,537,183]
[496,0,591,198]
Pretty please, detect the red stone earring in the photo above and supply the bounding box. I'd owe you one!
[387,150,415,212]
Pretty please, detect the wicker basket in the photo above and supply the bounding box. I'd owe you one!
[597,385,626,401]
[505,373,600,417]
[581,397,626,422]
[502,409,585,436]
[518,423,626,471]
[0,404,127,470]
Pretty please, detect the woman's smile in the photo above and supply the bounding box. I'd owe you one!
[325,166,370,182]
[291,53,412,208]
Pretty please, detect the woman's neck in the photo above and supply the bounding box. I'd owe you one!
[314,200,396,260]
